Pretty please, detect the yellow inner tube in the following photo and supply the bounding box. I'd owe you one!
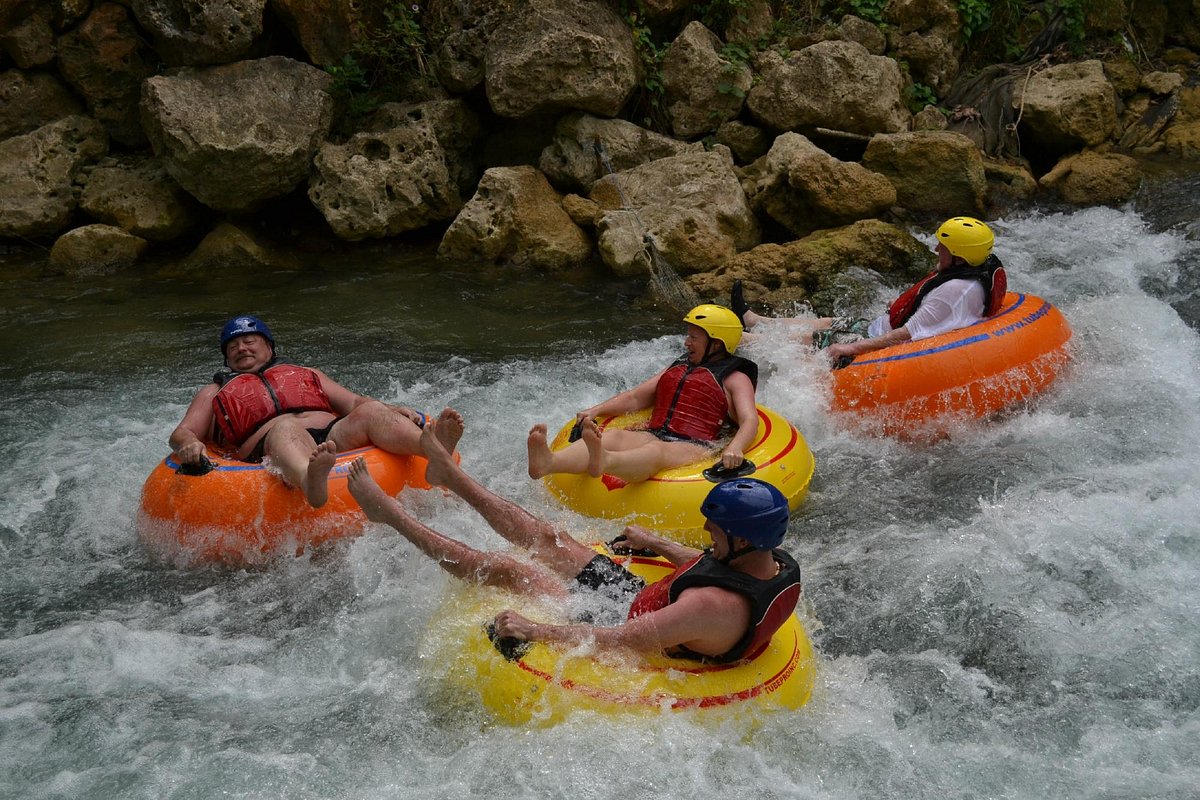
[542,405,814,547]
[428,546,817,726]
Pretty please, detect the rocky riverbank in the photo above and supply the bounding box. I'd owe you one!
[2,0,1198,311]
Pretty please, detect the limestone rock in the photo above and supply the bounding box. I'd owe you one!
[309,120,461,241]
[47,223,147,274]
[0,5,55,68]
[1014,60,1118,155]
[984,160,1038,211]
[741,132,896,237]
[367,98,482,198]
[438,166,591,270]
[1142,71,1185,95]
[80,156,197,241]
[0,69,83,139]
[1040,151,1141,206]
[539,113,703,193]
[912,105,948,131]
[0,115,107,239]
[883,0,961,37]
[863,130,987,215]
[747,40,910,135]
[269,0,376,66]
[177,221,300,273]
[662,22,752,139]
[484,0,638,119]
[716,120,770,164]
[687,219,935,306]
[837,15,886,55]
[590,149,758,275]
[141,56,334,212]
[57,3,158,146]
[130,0,266,66]
[725,0,773,44]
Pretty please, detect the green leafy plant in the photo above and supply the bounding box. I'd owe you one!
[903,81,939,113]
[957,0,992,40]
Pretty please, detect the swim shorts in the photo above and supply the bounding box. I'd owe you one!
[244,417,339,463]
[570,554,647,625]
[811,317,871,350]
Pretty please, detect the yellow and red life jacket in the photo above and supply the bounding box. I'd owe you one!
[647,355,758,442]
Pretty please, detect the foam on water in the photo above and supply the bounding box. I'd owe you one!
[2,202,1200,799]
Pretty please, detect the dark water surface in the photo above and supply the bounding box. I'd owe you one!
[2,180,1199,798]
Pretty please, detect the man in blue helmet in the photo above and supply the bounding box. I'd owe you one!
[347,410,801,662]
[169,315,457,508]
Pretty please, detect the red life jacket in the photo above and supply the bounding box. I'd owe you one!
[647,355,758,442]
[211,363,335,447]
[627,550,802,663]
[887,254,1007,330]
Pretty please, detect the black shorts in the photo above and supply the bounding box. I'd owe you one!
[244,418,338,464]
[568,554,647,625]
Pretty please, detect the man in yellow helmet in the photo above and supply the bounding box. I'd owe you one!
[733,217,1007,364]
[527,304,759,483]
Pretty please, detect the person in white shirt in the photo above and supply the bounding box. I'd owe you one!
[732,217,1006,365]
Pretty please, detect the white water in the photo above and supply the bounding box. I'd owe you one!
[2,202,1199,799]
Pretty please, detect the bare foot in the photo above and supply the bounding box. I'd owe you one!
[347,456,398,523]
[526,423,553,479]
[420,416,460,487]
[304,440,338,508]
[581,417,605,478]
[433,407,464,453]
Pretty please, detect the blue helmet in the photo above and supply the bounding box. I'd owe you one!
[700,478,790,550]
[220,315,274,354]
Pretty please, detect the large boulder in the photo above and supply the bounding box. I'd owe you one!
[173,221,300,274]
[140,56,334,213]
[1013,60,1119,157]
[863,130,987,215]
[539,113,704,193]
[438,165,591,270]
[484,0,639,119]
[47,223,147,275]
[129,0,266,66]
[0,69,83,140]
[590,149,759,276]
[1039,150,1141,205]
[80,155,198,241]
[56,3,158,146]
[0,115,107,239]
[747,40,910,135]
[741,132,896,237]
[0,4,55,68]
[269,0,376,66]
[366,98,482,199]
[424,0,505,94]
[883,0,962,94]
[688,219,936,311]
[308,120,461,241]
[662,21,752,139]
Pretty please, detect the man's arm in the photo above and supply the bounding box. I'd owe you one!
[169,385,219,464]
[611,524,701,566]
[313,369,425,424]
[720,370,759,467]
[493,587,748,657]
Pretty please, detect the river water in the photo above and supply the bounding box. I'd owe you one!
[2,177,1199,799]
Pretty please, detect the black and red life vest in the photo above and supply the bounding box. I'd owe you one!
[887,254,1007,330]
[647,355,758,442]
[211,362,335,447]
[627,549,802,663]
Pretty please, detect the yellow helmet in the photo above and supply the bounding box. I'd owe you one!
[935,217,994,266]
[684,304,743,353]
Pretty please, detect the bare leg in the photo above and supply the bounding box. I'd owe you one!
[260,417,328,507]
[527,423,591,478]
[424,418,595,578]
[432,407,464,453]
[347,457,567,597]
[581,418,604,478]
[596,440,710,483]
[303,440,339,507]
[328,400,423,455]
